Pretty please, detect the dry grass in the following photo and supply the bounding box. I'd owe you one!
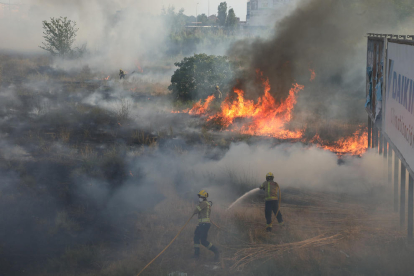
[93,188,406,276]
[231,233,343,270]
[123,80,170,96]
[131,130,157,146]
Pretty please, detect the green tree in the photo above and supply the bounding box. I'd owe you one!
[197,13,209,26]
[169,54,234,101]
[217,2,227,26]
[226,8,237,29]
[162,6,187,35]
[39,17,78,57]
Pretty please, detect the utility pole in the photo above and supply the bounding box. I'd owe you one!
[196,2,199,25]
[208,0,209,17]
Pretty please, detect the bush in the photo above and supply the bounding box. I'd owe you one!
[168,53,234,101]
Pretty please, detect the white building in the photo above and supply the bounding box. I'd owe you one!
[246,0,292,26]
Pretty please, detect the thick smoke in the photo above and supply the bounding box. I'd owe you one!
[229,0,412,128]
[0,67,386,272]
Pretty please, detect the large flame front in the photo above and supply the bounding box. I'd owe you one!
[172,74,368,156]
[207,80,304,139]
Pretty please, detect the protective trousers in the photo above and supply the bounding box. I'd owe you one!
[194,223,213,250]
[194,223,219,259]
[265,200,283,227]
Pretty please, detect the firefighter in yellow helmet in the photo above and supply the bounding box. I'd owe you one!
[214,85,222,99]
[119,69,126,79]
[260,172,284,232]
[192,190,219,261]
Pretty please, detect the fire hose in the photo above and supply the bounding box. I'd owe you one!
[136,214,195,276]
[136,215,229,276]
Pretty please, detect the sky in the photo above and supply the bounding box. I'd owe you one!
[0,0,249,20]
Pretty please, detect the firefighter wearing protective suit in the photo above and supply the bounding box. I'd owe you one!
[214,86,222,99]
[192,190,220,261]
[260,172,284,232]
[119,69,126,79]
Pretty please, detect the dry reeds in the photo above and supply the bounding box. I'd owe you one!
[230,233,343,271]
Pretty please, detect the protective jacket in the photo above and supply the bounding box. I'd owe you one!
[260,180,280,201]
[193,201,211,223]
[215,87,222,99]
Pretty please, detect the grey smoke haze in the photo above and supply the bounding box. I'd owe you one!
[1,1,169,71]
[0,52,386,275]
[0,0,250,71]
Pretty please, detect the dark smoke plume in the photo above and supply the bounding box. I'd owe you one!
[229,0,403,126]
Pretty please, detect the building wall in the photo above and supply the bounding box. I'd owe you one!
[246,0,292,26]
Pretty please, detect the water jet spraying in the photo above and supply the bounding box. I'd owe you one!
[227,188,260,210]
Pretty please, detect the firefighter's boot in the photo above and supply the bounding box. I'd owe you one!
[192,247,200,259]
[266,223,272,232]
[209,245,220,262]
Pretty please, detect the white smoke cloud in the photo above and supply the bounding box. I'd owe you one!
[122,141,385,209]
[1,1,169,71]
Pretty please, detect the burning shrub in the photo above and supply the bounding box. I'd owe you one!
[169,53,234,101]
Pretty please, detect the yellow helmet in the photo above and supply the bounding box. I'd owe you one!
[197,190,209,198]
[266,172,274,180]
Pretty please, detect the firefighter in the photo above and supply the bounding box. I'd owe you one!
[260,172,284,232]
[119,69,126,79]
[214,85,222,99]
[192,190,220,261]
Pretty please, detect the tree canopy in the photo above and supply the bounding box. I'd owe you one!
[217,2,227,26]
[39,17,79,58]
[197,13,209,26]
[169,54,234,101]
[226,8,237,29]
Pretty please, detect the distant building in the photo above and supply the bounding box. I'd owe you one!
[208,14,217,23]
[246,1,251,20]
[246,0,292,26]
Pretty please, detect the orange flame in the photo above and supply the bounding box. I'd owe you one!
[312,127,368,156]
[189,95,216,115]
[104,76,110,81]
[207,80,304,139]
[309,69,316,81]
[135,60,144,73]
